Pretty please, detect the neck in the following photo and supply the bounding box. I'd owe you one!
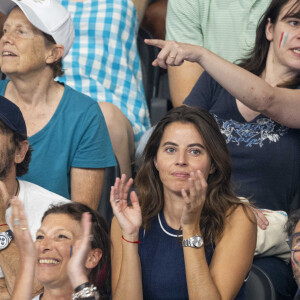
[262,46,298,86]
[42,284,73,300]
[7,70,59,107]
[163,190,185,230]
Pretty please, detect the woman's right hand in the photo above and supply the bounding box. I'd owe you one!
[10,197,36,262]
[110,174,142,239]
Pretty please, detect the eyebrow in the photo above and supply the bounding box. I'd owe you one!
[161,141,205,149]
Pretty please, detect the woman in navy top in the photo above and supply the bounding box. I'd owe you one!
[110,106,256,300]
[144,0,300,298]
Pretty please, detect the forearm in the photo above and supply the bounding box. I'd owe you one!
[11,258,35,300]
[183,226,220,300]
[71,168,104,210]
[0,279,10,300]
[198,48,276,115]
[0,240,42,296]
[114,238,143,300]
[168,62,204,107]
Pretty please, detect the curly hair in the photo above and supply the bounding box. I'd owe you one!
[42,202,111,299]
[135,106,252,245]
[0,120,31,177]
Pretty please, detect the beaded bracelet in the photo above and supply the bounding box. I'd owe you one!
[122,235,141,244]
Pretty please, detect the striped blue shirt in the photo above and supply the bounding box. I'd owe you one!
[58,0,150,143]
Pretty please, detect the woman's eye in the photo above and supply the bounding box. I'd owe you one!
[289,20,299,26]
[58,234,68,239]
[190,149,201,155]
[36,235,44,240]
[165,147,175,153]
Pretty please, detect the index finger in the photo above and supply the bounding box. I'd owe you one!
[144,38,167,49]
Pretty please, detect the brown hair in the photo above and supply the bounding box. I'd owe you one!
[42,202,111,299]
[0,120,32,177]
[237,0,300,88]
[135,106,251,245]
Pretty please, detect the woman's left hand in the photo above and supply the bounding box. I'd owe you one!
[144,39,203,69]
[180,170,207,228]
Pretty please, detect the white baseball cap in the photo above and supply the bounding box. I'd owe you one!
[0,0,74,58]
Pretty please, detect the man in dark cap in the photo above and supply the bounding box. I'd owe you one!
[0,96,68,299]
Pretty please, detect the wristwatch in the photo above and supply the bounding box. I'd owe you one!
[182,234,203,248]
[0,230,13,250]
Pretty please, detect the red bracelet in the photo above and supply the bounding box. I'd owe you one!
[122,235,141,244]
[0,224,8,227]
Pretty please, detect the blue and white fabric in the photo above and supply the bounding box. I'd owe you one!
[58,0,150,143]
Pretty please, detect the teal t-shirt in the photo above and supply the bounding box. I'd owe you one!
[0,80,116,199]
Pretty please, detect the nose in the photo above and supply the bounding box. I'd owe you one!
[1,30,14,44]
[37,236,53,253]
[175,150,187,166]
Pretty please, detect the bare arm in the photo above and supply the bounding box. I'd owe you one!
[0,183,41,297]
[131,0,150,24]
[10,198,36,300]
[180,171,256,300]
[110,175,143,300]
[70,167,104,210]
[145,39,300,128]
[168,62,204,107]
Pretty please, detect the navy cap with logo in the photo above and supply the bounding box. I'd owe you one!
[0,96,27,137]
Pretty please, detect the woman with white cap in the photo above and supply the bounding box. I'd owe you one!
[0,0,116,209]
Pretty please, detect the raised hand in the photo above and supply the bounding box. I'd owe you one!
[67,212,92,289]
[144,39,203,69]
[110,174,142,239]
[180,170,207,227]
[10,197,35,261]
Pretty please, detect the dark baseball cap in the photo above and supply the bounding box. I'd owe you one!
[0,96,27,137]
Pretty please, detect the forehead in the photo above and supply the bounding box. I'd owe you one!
[5,7,35,30]
[40,213,81,234]
[279,0,300,20]
[160,122,204,144]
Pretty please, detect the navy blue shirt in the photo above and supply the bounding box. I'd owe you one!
[138,211,245,300]
[184,72,300,212]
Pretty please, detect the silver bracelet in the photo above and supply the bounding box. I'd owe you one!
[72,284,100,299]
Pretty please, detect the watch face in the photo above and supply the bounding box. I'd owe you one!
[0,235,9,249]
[192,236,203,248]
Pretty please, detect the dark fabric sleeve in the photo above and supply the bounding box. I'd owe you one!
[183,71,216,110]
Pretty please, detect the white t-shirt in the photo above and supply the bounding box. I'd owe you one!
[0,180,69,278]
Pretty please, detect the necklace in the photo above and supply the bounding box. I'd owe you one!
[158,213,182,238]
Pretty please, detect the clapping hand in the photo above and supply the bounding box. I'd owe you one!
[67,212,92,289]
[180,170,207,228]
[110,174,142,240]
[10,197,35,262]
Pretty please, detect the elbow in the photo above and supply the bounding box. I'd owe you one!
[255,90,276,114]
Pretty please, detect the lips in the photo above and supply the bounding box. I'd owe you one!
[38,258,60,265]
[2,51,17,56]
[171,172,190,178]
[292,48,300,54]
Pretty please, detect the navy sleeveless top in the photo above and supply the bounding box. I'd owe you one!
[138,211,246,300]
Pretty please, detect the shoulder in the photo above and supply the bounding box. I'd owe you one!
[59,84,103,120]
[226,204,256,228]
